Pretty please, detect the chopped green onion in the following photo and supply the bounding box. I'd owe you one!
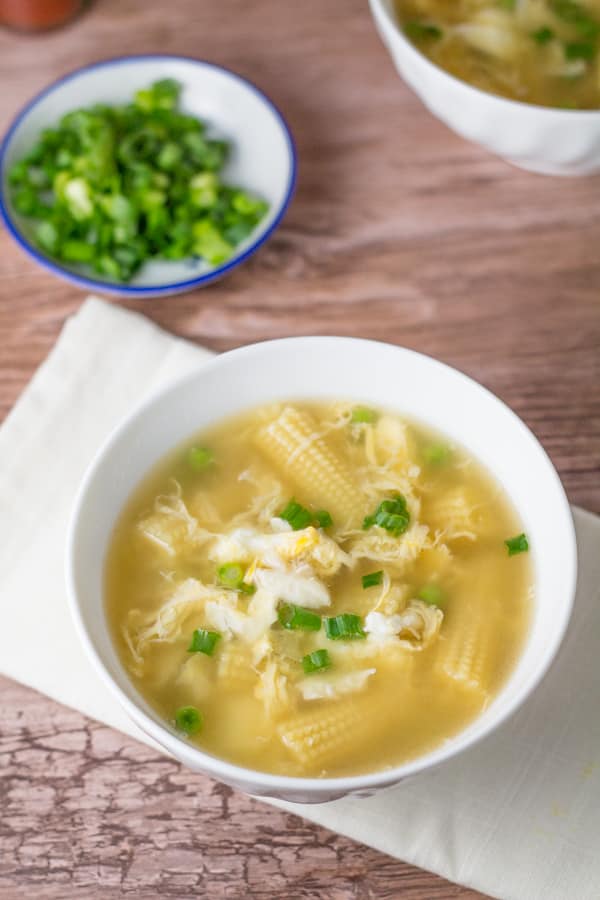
[279,499,314,531]
[174,705,203,735]
[314,509,333,529]
[134,78,181,112]
[157,141,183,171]
[188,628,221,656]
[8,160,28,185]
[302,649,332,675]
[404,21,443,40]
[279,499,333,531]
[61,240,95,263]
[217,563,256,594]
[36,221,59,253]
[504,533,529,556]
[324,613,366,641]
[278,604,322,631]
[423,443,451,465]
[564,41,595,60]
[362,570,383,589]
[192,219,234,265]
[363,494,410,536]
[13,187,38,215]
[351,406,377,424]
[550,0,600,38]
[187,446,213,471]
[7,79,269,283]
[418,584,445,607]
[190,172,219,208]
[218,562,244,586]
[531,26,555,44]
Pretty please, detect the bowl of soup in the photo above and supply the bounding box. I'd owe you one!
[369,0,600,175]
[66,338,576,802]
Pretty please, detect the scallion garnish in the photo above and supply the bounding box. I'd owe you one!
[418,584,444,607]
[302,649,332,675]
[314,509,333,529]
[217,562,244,586]
[351,406,377,424]
[564,41,596,60]
[278,604,322,631]
[174,705,203,735]
[217,563,256,594]
[504,533,529,556]
[279,498,333,531]
[188,628,221,656]
[363,494,410,536]
[362,570,383,589]
[531,26,554,44]
[279,499,315,531]
[404,21,443,40]
[550,0,600,39]
[187,446,213,471]
[423,443,451,465]
[324,613,366,640]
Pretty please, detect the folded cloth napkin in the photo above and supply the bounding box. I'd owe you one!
[1,297,599,900]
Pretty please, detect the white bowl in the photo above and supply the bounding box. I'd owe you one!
[66,338,577,803]
[0,55,296,297]
[369,0,600,176]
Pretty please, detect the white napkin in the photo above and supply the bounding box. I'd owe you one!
[1,297,599,900]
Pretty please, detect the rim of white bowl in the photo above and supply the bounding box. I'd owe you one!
[369,0,600,118]
[0,54,297,297]
[66,337,578,796]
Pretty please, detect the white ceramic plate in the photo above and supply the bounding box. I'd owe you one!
[66,337,577,803]
[0,55,296,297]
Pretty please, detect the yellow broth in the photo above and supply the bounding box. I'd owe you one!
[105,401,532,778]
[395,0,600,109]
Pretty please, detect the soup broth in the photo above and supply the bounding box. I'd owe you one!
[106,401,532,778]
[395,0,600,109]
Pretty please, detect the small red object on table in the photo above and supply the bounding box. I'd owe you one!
[0,0,83,31]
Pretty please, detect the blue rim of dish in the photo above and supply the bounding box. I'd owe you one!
[0,54,297,297]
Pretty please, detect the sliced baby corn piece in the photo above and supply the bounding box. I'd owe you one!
[254,406,363,529]
[434,601,494,698]
[277,697,371,769]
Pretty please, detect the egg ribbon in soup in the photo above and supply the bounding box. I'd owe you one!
[396,0,600,109]
[105,402,532,778]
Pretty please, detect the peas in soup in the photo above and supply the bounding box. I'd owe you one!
[105,401,532,778]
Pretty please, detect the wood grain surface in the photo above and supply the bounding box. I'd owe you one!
[0,0,598,897]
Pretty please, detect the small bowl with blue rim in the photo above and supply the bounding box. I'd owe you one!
[0,55,296,298]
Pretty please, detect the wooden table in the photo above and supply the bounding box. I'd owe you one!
[1,1,598,897]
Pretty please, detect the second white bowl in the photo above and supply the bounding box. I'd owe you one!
[369,0,600,176]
